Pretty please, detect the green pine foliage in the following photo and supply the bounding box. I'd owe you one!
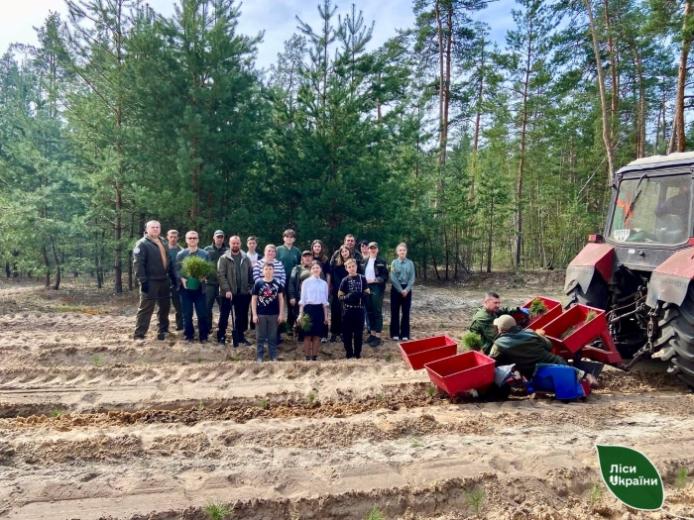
[0,0,685,287]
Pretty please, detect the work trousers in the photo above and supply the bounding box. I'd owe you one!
[366,283,384,333]
[342,307,365,359]
[217,293,251,344]
[256,314,279,361]
[181,287,209,341]
[389,288,412,339]
[329,292,342,336]
[134,279,170,338]
[170,285,183,330]
[205,283,223,327]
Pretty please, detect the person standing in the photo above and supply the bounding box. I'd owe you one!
[217,235,254,346]
[311,239,331,284]
[251,263,285,362]
[133,220,176,341]
[277,229,301,331]
[298,261,330,360]
[252,244,286,286]
[329,245,352,342]
[288,251,314,335]
[166,229,183,331]
[358,240,370,264]
[204,230,228,328]
[338,258,370,359]
[361,242,388,347]
[389,242,415,341]
[176,231,211,343]
[245,235,261,331]
[330,234,362,263]
[246,236,261,267]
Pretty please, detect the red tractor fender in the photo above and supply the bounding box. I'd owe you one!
[646,245,694,308]
[563,243,615,295]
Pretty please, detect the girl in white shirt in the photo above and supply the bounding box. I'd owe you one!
[298,261,329,360]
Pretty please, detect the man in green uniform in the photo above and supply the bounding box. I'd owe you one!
[133,220,176,341]
[469,292,527,354]
[204,229,228,328]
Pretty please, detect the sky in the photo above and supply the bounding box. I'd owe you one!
[0,0,516,70]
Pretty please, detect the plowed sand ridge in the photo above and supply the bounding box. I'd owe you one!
[0,278,692,519]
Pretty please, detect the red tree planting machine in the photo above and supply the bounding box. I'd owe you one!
[400,153,694,395]
[565,152,694,387]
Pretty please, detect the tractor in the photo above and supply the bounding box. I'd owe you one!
[564,152,694,387]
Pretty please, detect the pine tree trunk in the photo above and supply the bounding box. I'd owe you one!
[583,0,616,183]
[515,18,533,271]
[669,0,693,154]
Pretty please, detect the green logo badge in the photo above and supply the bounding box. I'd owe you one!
[596,445,664,510]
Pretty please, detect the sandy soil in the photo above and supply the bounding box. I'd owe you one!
[0,276,692,520]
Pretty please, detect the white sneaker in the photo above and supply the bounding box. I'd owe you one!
[401,336,409,341]
[391,336,400,341]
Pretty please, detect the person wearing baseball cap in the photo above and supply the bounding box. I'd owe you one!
[204,229,228,328]
[489,314,597,387]
[361,241,388,347]
[489,315,568,378]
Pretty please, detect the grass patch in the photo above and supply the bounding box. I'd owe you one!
[257,398,269,410]
[306,390,318,406]
[464,486,485,515]
[50,409,65,418]
[588,481,603,506]
[365,506,385,520]
[675,467,689,489]
[384,353,393,362]
[90,354,104,367]
[426,385,437,398]
[204,502,231,520]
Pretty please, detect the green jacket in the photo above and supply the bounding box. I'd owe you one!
[469,306,515,354]
[277,245,301,281]
[203,244,228,285]
[490,326,566,378]
[217,250,253,295]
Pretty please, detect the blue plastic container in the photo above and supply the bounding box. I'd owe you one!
[528,364,586,400]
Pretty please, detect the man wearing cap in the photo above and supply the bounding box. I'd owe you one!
[469,292,528,354]
[217,235,254,346]
[133,220,177,340]
[361,241,388,347]
[204,230,228,328]
[490,315,597,386]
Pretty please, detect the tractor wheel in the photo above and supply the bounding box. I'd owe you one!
[574,275,608,310]
[659,284,694,388]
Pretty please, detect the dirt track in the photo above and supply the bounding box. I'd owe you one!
[0,278,692,519]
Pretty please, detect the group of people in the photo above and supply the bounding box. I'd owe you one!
[132,222,416,362]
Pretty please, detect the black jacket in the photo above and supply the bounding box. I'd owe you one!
[360,256,388,287]
[133,235,176,285]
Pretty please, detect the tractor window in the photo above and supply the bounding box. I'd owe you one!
[610,175,691,245]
